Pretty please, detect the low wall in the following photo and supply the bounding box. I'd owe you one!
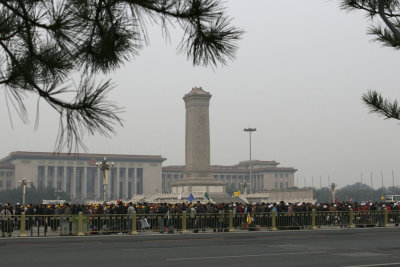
[246,189,315,203]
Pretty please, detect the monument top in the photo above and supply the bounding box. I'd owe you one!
[183,87,211,100]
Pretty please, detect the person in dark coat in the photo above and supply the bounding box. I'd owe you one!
[1,204,12,237]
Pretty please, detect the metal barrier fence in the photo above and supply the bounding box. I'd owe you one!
[89,214,130,234]
[1,215,70,237]
[135,213,183,233]
[388,210,400,226]
[1,209,399,237]
[316,211,350,228]
[186,213,229,232]
[353,210,384,227]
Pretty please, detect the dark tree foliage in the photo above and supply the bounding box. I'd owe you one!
[314,182,400,203]
[341,0,400,121]
[313,187,334,203]
[226,183,237,195]
[0,0,242,153]
[0,184,70,205]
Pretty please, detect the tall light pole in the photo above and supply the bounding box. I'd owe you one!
[392,170,395,193]
[96,157,114,202]
[330,183,336,203]
[244,128,256,194]
[18,179,31,206]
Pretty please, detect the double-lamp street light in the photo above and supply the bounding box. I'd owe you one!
[18,179,31,206]
[330,182,336,203]
[96,157,114,202]
[244,128,256,194]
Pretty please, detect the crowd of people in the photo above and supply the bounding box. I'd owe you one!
[0,200,399,216]
[1,200,399,237]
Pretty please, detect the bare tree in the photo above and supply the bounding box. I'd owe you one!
[0,0,242,153]
[341,0,400,120]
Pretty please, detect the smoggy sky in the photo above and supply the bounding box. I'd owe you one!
[1,0,400,189]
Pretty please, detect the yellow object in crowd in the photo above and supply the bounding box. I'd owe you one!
[246,213,252,225]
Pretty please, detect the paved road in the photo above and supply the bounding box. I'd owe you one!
[1,227,400,267]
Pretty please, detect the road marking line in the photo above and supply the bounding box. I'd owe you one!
[123,244,253,251]
[6,241,103,247]
[166,251,325,261]
[256,234,328,239]
[144,238,222,243]
[343,263,400,267]
[6,243,43,247]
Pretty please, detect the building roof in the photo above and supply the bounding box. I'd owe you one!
[211,167,297,173]
[237,160,280,167]
[0,151,166,163]
[0,163,15,170]
[162,166,185,172]
[163,162,297,173]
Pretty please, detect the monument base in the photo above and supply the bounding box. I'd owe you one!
[171,179,225,193]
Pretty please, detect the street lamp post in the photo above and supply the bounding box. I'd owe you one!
[244,128,256,194]
[240,181,249,195]
[96,157,114,202]
[18,179,31,206]
[330,183,336,203]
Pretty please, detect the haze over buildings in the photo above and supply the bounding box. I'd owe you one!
[0,0,399,189]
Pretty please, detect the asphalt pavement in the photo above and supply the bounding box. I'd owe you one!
[1,227,400,267]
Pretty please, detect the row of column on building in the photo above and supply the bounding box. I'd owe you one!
[36,166,144,200]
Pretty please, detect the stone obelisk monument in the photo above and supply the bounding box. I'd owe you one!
[172,87,225,194]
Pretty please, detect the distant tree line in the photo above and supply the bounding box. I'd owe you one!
[313,182,400,203]
[0,185,70,205]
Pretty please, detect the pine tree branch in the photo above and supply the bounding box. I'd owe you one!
[0,0,51,30]
[0,0,242,153]
[341,0,400,17]
[342,0,400,47]
[362,90,400,120]
[378,0,400,40]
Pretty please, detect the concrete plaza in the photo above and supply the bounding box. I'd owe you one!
[1,227,400,267]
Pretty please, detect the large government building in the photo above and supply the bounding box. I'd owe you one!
[162,160,297,194]
[0,151,297,201]
[0,151,165,201]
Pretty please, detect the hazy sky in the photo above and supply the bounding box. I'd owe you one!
[1,0,400,189]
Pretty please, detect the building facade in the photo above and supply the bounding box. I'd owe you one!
[162,160,297,194]
[0,151,165,201]
[0,163,15,190]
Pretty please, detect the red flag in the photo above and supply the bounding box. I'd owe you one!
[334,197,338,204]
